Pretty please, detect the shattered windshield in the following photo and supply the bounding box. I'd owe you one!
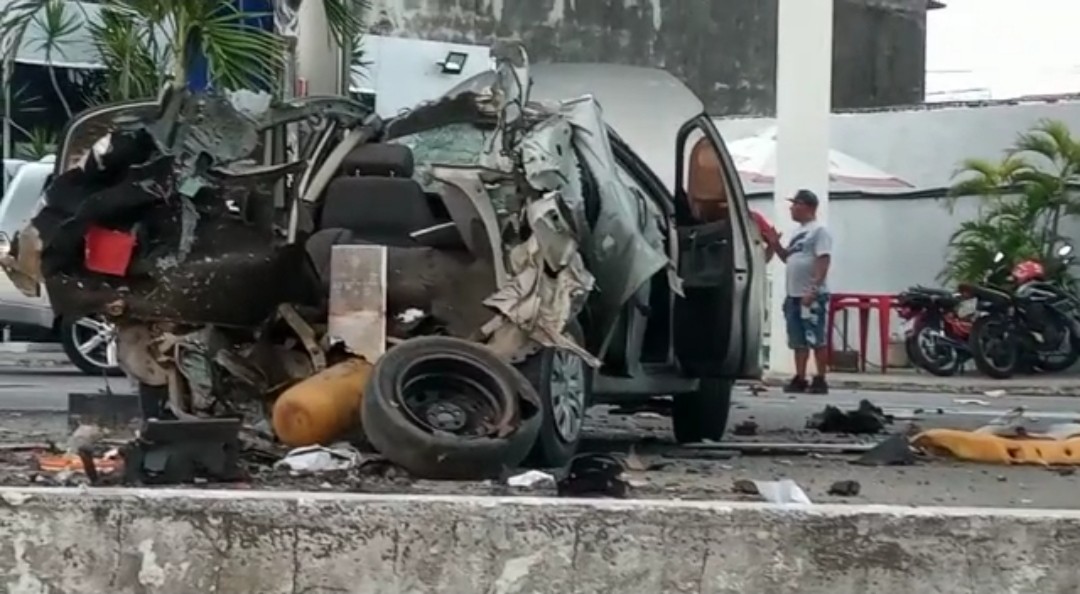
[388,123,492,167]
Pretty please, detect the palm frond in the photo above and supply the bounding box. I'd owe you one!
[87,7,166,101]
[13,126,56,160]
[33,0,80,60]
[323,0,369,48]
[0,0,49,63]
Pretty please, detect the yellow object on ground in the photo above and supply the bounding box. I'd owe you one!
[272,357,372,447]
[912,428,1080,466]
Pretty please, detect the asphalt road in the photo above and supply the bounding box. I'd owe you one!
[2,367,1080,508]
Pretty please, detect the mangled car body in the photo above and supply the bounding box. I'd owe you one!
[1,43,763,474]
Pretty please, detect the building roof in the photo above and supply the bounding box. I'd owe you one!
[714,96,1080,198]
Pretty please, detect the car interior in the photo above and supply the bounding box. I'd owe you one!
[671,133,741,378]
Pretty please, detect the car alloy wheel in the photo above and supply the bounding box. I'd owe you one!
[69,316,119,371]
[549,349,586,443]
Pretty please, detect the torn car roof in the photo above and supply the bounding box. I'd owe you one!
[446,63,706,192]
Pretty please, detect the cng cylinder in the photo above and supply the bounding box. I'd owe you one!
[272,357,373,447]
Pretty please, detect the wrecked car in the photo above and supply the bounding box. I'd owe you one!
[0,43,763,475]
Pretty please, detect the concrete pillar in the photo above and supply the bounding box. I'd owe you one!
[768,0,833,375]
[296,0,348,96]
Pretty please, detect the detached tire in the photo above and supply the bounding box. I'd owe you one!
[672,378,733,444]
[515,322,592,469]
[361,337,542,480]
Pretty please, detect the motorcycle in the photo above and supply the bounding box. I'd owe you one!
[964,245,1080,379]
[897,286,972,376]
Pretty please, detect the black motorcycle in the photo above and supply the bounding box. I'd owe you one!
[966,246,1080,379]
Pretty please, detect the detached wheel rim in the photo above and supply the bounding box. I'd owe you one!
[71,316,118,370]
[396,355,512,437]
[550,350,585,443]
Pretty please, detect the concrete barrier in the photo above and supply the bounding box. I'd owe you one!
[1,487,1079,594]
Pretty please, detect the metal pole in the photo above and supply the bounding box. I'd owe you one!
[768,0,834,374]
[2,59,12,164]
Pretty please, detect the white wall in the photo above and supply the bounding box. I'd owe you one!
[354,35,491,117]
[719,100,1080,366]
[717,99,1080,191]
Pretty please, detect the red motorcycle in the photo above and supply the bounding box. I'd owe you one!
[897,286,973,376]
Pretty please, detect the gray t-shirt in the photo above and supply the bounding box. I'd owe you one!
[785,221,833,296]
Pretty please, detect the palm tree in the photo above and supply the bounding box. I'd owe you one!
[943,119,1080,285]
[1,0,369,101]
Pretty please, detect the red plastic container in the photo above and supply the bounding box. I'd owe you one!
[84,225,136,276]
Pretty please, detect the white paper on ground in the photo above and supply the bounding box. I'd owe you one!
[275,443,363,473]
[753,479,813,504]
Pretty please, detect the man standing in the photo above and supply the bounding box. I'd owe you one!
[761,189,833,394]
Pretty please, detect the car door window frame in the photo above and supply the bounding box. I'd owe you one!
[609,131,674,218]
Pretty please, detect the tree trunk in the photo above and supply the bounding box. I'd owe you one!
[45,53,72,119]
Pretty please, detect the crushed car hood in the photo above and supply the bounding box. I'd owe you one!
[446,63,706,192]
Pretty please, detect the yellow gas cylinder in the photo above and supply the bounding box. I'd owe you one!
[272,357,373,447]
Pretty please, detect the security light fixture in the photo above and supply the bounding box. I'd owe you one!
[439,51,468,75]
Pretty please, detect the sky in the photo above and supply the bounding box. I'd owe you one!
[926,0,1080,100]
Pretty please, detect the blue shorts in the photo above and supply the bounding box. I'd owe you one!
[784,294,829,350]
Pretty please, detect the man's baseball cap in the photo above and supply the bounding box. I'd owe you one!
[788,189,819,208]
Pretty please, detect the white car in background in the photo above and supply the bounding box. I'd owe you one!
[0,156,120,375]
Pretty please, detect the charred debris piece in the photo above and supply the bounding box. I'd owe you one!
[806,399,892,435]
[852,434,917,467]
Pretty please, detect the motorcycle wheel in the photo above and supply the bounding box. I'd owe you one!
[1033,326,1080,373]
[970,316,1020,379]
[909,325,961,377]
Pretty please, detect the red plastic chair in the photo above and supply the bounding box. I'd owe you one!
[826,293,899,373]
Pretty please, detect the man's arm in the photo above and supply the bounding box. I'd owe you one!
[808,227,833,291]
[772,243,789,262]
[761,227,788,262]
[811,254,830,289]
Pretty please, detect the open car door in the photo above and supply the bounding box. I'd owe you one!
[671,115,764,379]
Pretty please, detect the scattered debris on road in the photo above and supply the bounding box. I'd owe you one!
[913,407,1080,466]
[557,453,629,498]
[732,478,814,504]
[36,449,122,477]
[732,479,758,495]
[275,443,362,473]
[506,469,556,488]
[750,479,812,504]
[852,434,917,467]
[732,420,759,436]
[913,428,1080,465]
[122,418,243,484]
[954,398,990,406]
[828,480,861,497]
[806,399,891,435]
